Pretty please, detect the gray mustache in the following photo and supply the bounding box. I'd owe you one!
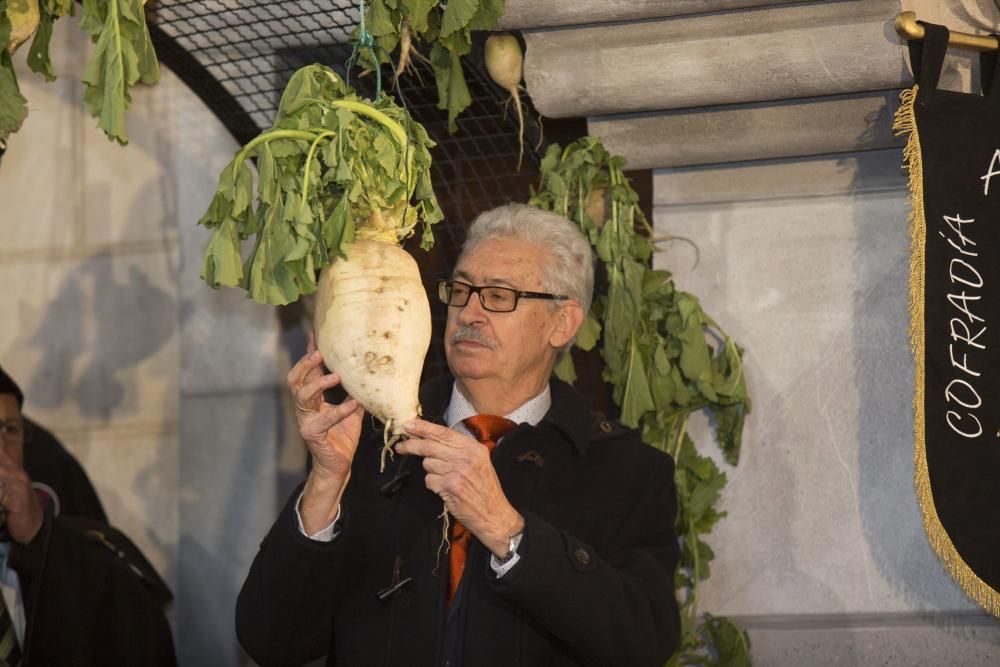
[450,326,497,350]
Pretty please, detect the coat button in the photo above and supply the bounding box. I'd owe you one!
[574,547,591,565]
[599,420,613,433]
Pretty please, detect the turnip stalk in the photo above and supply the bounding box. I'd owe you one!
[484,33,525,169]
[198,65,443,466]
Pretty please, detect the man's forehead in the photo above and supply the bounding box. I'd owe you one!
[454,239,545,282]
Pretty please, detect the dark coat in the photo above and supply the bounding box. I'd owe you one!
[237,377,681,666]
[13,417,176,665]
[8,513,177,666]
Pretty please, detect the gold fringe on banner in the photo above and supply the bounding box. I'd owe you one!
[893,84,1000,617]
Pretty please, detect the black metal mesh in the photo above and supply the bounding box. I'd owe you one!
[148,1,614,410]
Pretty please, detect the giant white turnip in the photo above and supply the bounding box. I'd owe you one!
[314,239,431,444]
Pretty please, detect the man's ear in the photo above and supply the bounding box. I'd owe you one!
[549,300,586,350]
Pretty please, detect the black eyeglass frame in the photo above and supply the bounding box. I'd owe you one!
[437,279,570,313]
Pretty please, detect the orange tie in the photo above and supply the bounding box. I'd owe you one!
[447,415,517,607]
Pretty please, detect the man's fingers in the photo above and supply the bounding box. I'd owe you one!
[287,349,325,391]
[401,419,457,444]
[421,457,449,475]
[296,372,343,410]
[394,438,449,459]
[308,400,362,432]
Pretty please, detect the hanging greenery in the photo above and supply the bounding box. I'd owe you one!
[0,0,159,150]
[352,0,504,133]
[529,137,753,667]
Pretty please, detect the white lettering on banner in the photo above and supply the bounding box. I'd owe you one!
[941,214,987,439]
[981,149,1000,195]
[946,411,983,439]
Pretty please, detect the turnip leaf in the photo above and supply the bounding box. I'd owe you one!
[439,0,477,38]
[27,13,56,81]
[80,0,159,144]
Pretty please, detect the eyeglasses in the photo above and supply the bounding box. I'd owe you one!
[0,420,23,441]
[437,280,569,313]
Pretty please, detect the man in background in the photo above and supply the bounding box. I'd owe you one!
[0,366,176,665]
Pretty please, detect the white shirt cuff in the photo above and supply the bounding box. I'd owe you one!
[295,492,342,542]
[489,533,523,578]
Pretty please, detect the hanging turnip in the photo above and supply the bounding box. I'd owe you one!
[484,33,525,169]
[198,65,443,457]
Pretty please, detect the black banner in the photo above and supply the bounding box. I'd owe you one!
[896,23,1000,616]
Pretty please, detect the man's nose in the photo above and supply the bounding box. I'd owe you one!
[456,292,488,322]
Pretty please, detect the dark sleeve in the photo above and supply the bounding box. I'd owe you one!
[489,453,681,667]
[235,486,348,667]
[10,514,176,666]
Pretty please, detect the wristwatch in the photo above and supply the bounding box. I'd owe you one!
[497,530,524,564]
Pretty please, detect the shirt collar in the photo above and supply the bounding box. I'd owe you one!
[445,383,552,438]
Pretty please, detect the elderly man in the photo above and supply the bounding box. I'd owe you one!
[0,367,175,665]
[237,204,681,666]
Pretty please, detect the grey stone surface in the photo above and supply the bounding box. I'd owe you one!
[498,0,798,29]
[523,0,906,118]
[654,172,979,615]
[0,252,180,431]
[653,149,908,205]
[589,90,904,170]
[740,612,1000,665]
[177,388,287,667]
[172,72,284,396]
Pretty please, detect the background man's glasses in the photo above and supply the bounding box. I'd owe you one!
[437,280,568,313]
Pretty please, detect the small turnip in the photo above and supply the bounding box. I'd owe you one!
[484,33,525,169]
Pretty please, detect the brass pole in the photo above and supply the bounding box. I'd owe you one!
[895,11,999,53]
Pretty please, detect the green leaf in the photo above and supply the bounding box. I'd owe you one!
[200,219,244,288]
[257,143,278,204]
[620,334,655,427]
[232,164,254,218]
[701,614,752,667]
[0,54,27,145]
[553,351,576,384]
[440,0,478,37]
[713,403,746,466]
[366,0,396,36]
[403,0,435,33]
[430,40,472,133]
[27,13,56,81]
[468,0,504,31]
[80,0,160,144]
[575,311,602,351]
[44,0,74,15]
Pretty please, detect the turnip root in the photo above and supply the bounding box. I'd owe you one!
[314,239,431,465]
[484,33,525,169]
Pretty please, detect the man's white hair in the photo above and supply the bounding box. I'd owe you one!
[460,203,595,316]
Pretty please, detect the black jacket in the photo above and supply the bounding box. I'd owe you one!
[237,377,681,666]
[14,417,176,665]
[10,514,177,666]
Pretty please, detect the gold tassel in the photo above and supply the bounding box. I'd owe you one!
[893,84,1000,617]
